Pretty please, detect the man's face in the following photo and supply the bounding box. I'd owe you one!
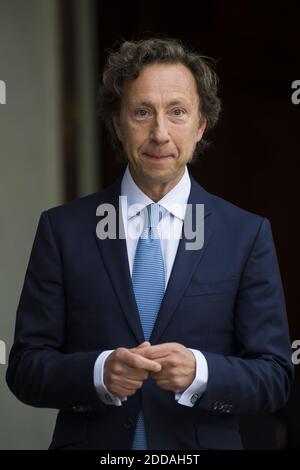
[114,63,206,192]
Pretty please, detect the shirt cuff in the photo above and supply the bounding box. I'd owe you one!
[175,348,208,407]
[93,350,128,406]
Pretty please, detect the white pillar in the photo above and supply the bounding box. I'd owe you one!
[0,0,62,449]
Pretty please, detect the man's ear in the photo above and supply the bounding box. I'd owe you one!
[196,117,207,142]
[112,114,122,142]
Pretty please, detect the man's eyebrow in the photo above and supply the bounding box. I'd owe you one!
[131,101,153,108]
[131,98,191,107]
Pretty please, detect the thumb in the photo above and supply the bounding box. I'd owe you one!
[130,341,151,354]
[137,341,151,348]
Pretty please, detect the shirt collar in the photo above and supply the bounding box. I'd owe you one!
[121,164,191,221]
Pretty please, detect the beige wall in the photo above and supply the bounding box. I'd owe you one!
[0,0,62,449]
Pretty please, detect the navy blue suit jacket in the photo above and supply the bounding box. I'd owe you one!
[6,171,294,450]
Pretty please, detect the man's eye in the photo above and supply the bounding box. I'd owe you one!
[172,108,185,116]
[135,109,149,117]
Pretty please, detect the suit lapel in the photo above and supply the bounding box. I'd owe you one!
[150,176,213,344]
[94,175,145,345]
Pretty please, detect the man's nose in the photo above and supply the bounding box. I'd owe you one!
[149,115,170,144]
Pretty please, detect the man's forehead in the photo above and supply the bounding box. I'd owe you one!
[122,65,199,105]
[124,63,197,92]
[128,94,194,107]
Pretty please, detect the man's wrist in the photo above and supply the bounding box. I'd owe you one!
[175,348,208,407]
[93,350,127,406]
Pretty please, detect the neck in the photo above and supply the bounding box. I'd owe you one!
[129,166,185,202]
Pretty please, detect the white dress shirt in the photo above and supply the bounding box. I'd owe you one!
[94,164,208,407]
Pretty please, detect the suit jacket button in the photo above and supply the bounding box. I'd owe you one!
[123,418,133,429]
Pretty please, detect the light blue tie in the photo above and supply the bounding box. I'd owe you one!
[131,203,166,450]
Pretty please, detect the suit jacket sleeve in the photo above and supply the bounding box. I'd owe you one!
[6,211,106,412]
[195,217,294,413]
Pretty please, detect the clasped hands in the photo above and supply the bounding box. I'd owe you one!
[104,341,196,398]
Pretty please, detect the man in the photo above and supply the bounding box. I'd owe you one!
[6,38,293,450]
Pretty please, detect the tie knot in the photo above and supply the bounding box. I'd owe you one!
[145,203,166,229]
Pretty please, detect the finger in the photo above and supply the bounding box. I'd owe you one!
[121,377,144,389]
[131,346,152,359]
[125,351,162,373]
[109,377,143,394]
[130,341,151,352]
[118,385,139,395]
[138,341,151,348]
[124,369,149,381]
[149,367,168,380]
[144,344,172,360]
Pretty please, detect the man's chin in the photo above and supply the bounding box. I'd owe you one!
[140,168,175,185]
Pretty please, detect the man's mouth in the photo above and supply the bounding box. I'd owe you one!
[144,153,172,160]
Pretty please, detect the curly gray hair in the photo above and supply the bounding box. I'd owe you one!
[99,38,221,163]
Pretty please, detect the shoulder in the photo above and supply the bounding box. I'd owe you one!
[46,177,121,225]
[212,192,264,224]
[38,177,122,240]
[190,176,268,237]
